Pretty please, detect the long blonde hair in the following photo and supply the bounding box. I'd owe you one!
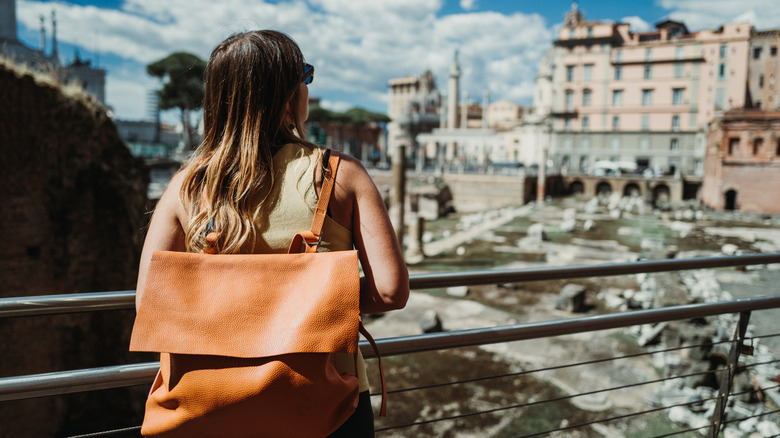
[179,30,314,253]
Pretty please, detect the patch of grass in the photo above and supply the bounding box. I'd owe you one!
[621,412,702,437]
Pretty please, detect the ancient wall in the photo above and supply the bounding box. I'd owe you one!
[369,169,531,212]
[0,62,150,437]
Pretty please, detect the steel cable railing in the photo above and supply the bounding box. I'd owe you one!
[1,253,779,437]
[375,338,753,397]
[4,295,780,402]
[373,351,780,434]
[3,253,779,319]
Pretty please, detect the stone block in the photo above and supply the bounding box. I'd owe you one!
[554,283,587,312]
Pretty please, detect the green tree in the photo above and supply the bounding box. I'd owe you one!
[147,52,207,150]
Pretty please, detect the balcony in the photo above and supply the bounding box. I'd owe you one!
[2,254,780,437]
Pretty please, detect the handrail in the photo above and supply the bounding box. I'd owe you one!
[2,295,779,402]
[2,253,779,318]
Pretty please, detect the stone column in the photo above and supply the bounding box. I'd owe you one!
[391,145,407,248]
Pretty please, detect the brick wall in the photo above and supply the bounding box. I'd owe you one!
[0,62,150,437]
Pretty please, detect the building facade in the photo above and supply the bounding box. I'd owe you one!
[547,3,752,179]
[702,110,780,213]
[386,70,441,163]
[0,0,106,105]
[747,30,780,110]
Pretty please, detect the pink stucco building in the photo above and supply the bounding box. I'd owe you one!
[548,4,752,180]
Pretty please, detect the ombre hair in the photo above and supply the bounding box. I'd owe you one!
[180,30,314,253]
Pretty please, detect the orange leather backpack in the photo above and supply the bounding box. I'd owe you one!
[130,150,385,437]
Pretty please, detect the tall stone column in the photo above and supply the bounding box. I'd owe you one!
[391,145,407,248]
[447,50,460,130]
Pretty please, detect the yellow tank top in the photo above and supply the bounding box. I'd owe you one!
[251,143,369,392]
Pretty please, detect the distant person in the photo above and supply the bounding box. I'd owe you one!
[135,29,409,436]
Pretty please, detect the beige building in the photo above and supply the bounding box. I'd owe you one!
[548,3,752,178]
[386,71,441,166]
[486,100,524,130]
[748,30,780,110]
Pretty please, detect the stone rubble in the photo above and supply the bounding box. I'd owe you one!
[405,193,779,436]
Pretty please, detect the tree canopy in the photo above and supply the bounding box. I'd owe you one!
[147,52,206,149]
[307,104,390,125]
[146,52,206,113]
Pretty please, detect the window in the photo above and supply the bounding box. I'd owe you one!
[720,44,727,58]
[610,137,620,150]
[615,50,622,63]
[641,115,650,131]
[580,138,590,150]
[570,28,576,39]
[582,89,592,106]
[614,66,623,80]
[642,89,653,106]
[670,138,679,151]
[566,65,574,82]
[694,159,703,174]
[728,137,739,155]
[587,26,593,38]
[715,88,726,109]
[772,46,778,57]
[565,90,574,110]
[777,138,780,155]
[639,137,649,151]
[754,47,762,59]
[676,46,684,60]
[718,63,726,81]
[672,115,680,132]
[674,63,684,78]
[562,155,570,168]
[584,64,593,82]
[753,137,764,155]
[579,156,588,171]
[582,116,589,132]
[644,65,653,79]
[645,48,653,62]
[564,118,572,132]
[673,88,684,105]
[612,116,619,131]
[760,74,764,88]
[612,89,623,107]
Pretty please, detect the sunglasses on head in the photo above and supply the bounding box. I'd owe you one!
[302,63,314,85]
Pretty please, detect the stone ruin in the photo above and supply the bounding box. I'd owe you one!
[0,59,150,437]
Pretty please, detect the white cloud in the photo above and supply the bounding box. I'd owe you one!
[319,99,353,113]
[16,0,552,119]
[621,16,651,33]
[460,0,478,11]
[658,0,780,30]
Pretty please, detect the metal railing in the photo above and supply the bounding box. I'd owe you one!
[2,253,780,437]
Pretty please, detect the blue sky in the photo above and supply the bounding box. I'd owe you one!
[12,0,780,122]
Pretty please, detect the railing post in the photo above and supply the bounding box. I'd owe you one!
[708,311,751,437]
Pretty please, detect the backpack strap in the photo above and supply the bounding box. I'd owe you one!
[359,322,387,417]
[288,149,340,254]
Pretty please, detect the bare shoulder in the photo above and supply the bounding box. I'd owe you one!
[334,153,377,195]
[156,169,190,226]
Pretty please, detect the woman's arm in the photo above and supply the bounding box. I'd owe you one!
[334,156,409,314]
[135,171,188,311]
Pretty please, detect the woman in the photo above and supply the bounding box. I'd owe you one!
[135,30,409,436]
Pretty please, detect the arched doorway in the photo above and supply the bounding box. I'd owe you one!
[623,182,641,197]
[724,190,738,210]
[569,181,584,195]
[596,182,612,196]
[653,184,670,207]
